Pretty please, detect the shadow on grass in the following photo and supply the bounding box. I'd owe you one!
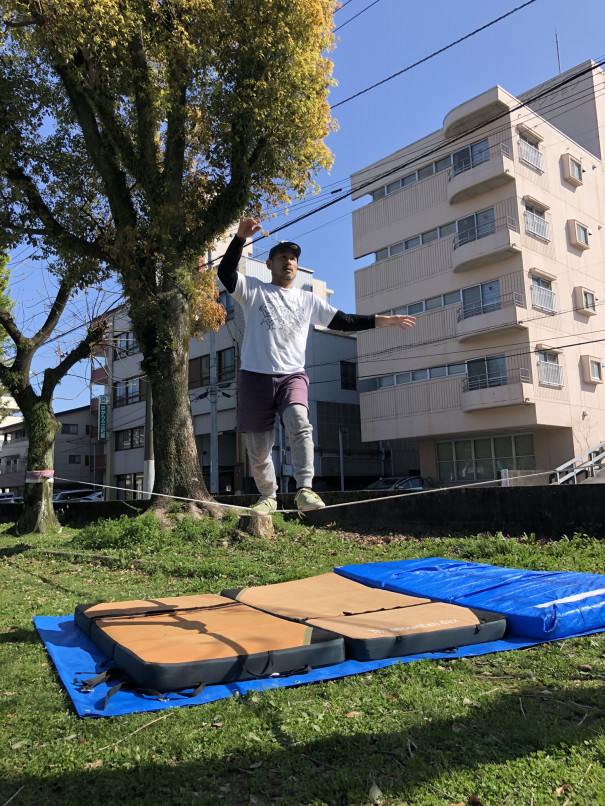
[0,542,31,558]
[2,683,603,806]
[0,625,41,644]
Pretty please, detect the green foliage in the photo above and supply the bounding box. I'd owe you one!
[0,252,13,354]
[72,510,239,556]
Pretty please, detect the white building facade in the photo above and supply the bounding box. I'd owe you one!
[351,60,605,484]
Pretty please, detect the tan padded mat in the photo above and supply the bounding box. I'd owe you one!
[84,595,316,663]
[79,594,228,620]
[307,601,481,639]
[231,572,429,619]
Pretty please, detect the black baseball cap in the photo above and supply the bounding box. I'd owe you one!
[268,241,301,260]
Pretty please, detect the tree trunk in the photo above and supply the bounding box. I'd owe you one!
[16,398,61,534]
[132,285,220,517]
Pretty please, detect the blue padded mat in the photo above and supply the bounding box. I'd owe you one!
[336,558,605,640]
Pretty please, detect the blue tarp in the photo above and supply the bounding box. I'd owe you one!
[34,615,579,719]
[33,558,605,718]
[336,558,605,640]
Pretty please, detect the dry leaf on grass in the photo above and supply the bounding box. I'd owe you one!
[556,784,572,796]
[369,782,383,804]
[84,760,103,769]
[345,711,360,718]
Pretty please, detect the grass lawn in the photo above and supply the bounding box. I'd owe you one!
[1,511,604,806]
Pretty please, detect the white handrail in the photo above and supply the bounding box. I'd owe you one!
[554,441,605,484]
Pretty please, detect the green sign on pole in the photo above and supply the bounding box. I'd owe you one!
[98,395,109,441]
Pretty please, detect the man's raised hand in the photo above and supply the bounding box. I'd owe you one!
[237,217,263,241]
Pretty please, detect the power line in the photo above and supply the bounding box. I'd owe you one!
[214,58,605,267]
[333,0,384,33]
[331,0,539,108]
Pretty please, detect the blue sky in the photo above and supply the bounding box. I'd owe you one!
[270,0,605,312]
[7,0,605,412]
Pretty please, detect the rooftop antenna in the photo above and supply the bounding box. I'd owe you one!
[555,29,562,74]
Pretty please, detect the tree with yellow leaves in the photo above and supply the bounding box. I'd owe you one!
[0,0,336,511]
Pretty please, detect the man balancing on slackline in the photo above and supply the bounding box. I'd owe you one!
[217,217,416,514]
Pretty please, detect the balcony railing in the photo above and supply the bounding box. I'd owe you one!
[525,211,551,241]
[538,361,563,388]
[518,139,544,171]
[448,142,511,180]
[463,367,530,393]
[531,285,557,313]
[0,460,27,475]
[457,291,523,322]
[453,216,518,250]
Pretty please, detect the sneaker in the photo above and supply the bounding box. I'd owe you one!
[295,488,326,512]
[250,495,277,515]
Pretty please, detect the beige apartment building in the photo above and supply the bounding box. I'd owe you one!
[351,60,605,484]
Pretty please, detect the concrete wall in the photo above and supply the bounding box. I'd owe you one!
[5,485,602,538]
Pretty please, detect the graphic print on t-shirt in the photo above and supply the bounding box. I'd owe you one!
[259,295,306,338]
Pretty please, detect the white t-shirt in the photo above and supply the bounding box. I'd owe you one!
[232,274,338,375]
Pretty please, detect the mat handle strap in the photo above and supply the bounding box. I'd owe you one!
[240,650,275,678]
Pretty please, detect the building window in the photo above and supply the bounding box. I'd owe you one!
[437,434,535,481]
[340,361,357,391]
[116,473,144,501]
[114,332,139,359]
[518,132,544,171]
[451,138,490,177]
[460,280,501,320]
[537,351,563,388]
[114,377,144,407]
[455,207,495,247]
[68,455,82,464]
[61,423,78,435]
[376,360,469,390]
[466,354,507,391]
[562,153,583,186]
[590,360,603,382]
[568,219,590,250]
[524,203,550,241]
[219,291,235,321]
[574,286,597,316]
[530,276,556,313]
[115,426,145,451]
[374,221,457,261]
[217,347,236,383]
[189,355,211,389]
[370,153,455,201]
[581,355,603,385]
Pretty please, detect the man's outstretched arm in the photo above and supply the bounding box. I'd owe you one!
[217,217,262,293]
[327,311,416,332]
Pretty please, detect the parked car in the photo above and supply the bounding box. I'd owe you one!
[53,489,95,503]
[79,490,104,501]
[364,476,433,492]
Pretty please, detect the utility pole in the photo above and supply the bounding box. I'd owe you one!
[143,384,154,500]
[209,328,219,495]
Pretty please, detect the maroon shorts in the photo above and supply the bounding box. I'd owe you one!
[237,370,309,432]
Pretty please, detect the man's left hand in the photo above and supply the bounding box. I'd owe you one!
[376,314,416,330]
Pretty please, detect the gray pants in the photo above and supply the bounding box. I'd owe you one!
[246,404,314,496]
